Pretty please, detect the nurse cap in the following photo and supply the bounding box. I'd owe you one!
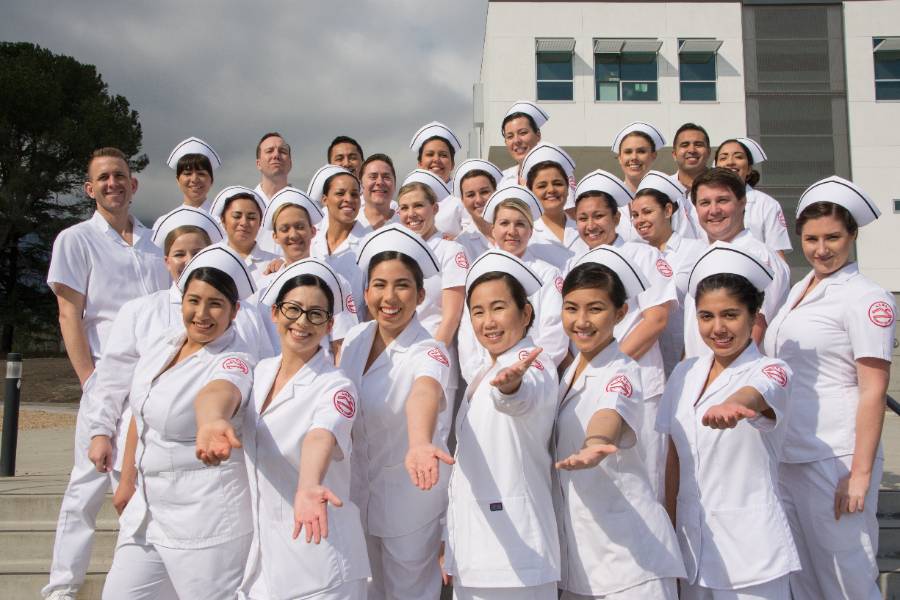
[796,175,880,227]
[687,241,774,297]
[453,159,504,193]
[465,249,543,297]
[166,137,222,170]
[209,186,267,223]
[178,244,256,300]
[409,121,462,155]
[307,164,357,206]
[258,258,345,313]
[733,137,767,165]
[575,170,634,208]
[636,170,685,204]
[262,187,324,231]
[401,169,452,202]
[151,206,224,249]
[502,100,550,133]
[356,223,441,280]
[571,245,649,301]
[612,122,666,154]
[481,184,544,223]
[521,143,575,181]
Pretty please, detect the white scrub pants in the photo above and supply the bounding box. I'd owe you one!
[559,577,677,599]
[242,579,366,600]
[366,517,442,600]
[681,574,790,599]
[779,455,882,600]
[102,533,252,599]
[453,581,556,599]
[637,393,665,500]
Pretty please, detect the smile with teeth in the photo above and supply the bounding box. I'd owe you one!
[380,306,400,316]
[288,327,312,340]
[483,331,503,341]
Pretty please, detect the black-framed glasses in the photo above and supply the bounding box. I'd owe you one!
[276,302,331,325]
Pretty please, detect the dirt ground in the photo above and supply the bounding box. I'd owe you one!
[0,357,80,430]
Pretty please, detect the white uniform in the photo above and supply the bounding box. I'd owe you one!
[445,338,559,598]
[669,172,704,239]
[254,183,285,256]
[764,262,895,599]
[44,212,168,598]
[102,327,255,599]
[151,197,213,231]
[239,351,370,600]
[214,240,279,287]
[338,318,452,600]
[311,220,371,320]
[435,193,467,238]
[528,215,580,271]
[658,232,708,376]
[744,186,792,253]
[356,208,398,230]
[656,343,800,598]
[454,226,492,267]
[554,342,684,599]
[502,164,576,210]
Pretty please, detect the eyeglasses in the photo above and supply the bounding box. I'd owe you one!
[277,302,331,325]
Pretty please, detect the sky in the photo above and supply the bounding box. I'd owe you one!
[0,0,489,223]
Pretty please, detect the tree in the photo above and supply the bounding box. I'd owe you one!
[0,42,147,353]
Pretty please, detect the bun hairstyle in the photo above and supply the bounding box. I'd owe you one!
[163,225,212,256]
[466,271,535,331]
[525,160,568,190]
[274,274,335,314]
[715,139,760,187]
[794,200,858,237]
[695,273,763,316]
[367,251,425,291]
[562,263,627,309]
[183,267,239,307]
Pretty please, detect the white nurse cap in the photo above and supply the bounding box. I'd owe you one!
[178,244,256,300]
[571,245,649,301]
[166,137,222,170]
[258,257,345,313]
[796,175,880,227]
[307,165,356,206]
[262,187,323,231]
[687,241,774,297]
[502,100,550,133]
[521,143,575,181]
[409,122,462,155]
[611,122,666,154]
[575,170,633,208]
[636,170,685,204]
[481,184,544,223]
[453,159,504,194]
[209,186,267,223]
[356,224,441,280]
[733,137,767,165]
[400,169,452,202]
[465,249,543,297]
[151,206,224,249]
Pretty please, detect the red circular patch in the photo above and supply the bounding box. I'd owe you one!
[605,375,633,398]
[656,258,673,278]
[427,347,449,367]
[222,357,249,374]
[518,349,544,371]
[345,294,357,314]
[333,390,356,418]
[777,211,787,228]
[455,251,469,269]
[554,276,564,293]
[868,301,895,328]
[762,364,788,388]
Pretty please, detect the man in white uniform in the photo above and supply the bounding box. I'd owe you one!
[328,135,365,178]
[253,132,293,254]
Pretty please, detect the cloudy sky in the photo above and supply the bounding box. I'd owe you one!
[1,0,488,223]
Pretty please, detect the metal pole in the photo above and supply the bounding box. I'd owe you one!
[1,353,22,477]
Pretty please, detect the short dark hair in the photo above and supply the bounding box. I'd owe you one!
[695,273,764,316]
[360,153,396,179]
[256,132,290,159]
[634,188,679,214]
[328,136,364,162]
[466,272,535,331]
[417,136,456,165]
[367,251,424,291]
[715,139,760,187]
[562,263,627,309]
[222,192,262,217]
[620,130,657,152]
[183,266,239,306]
[459,169,498,193]
[501,111,539,135]
[673,122,710,147]
[175,154,214,183]
[691,167,746,204]
[275,274,335,314]
[525,161,568,190]
[322,172,360,197]
[575,191,619,213]
[795,200,858,237]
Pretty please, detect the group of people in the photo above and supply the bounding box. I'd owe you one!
[40,99,895,600]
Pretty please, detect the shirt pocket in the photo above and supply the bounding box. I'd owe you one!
[707,503,790,585]
[455,493,544,574]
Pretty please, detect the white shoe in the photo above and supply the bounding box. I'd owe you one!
[45,590,77,600]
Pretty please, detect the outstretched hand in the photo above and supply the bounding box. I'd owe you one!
[405,444,455,491]
[195,418,241,465]
[701,402,757,429]
[555,444,619,470]
[490,347,542,395]
[293,485,343,543]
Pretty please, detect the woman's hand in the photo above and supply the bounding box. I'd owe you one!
[702,402,757,429]
[112,475,136,515]
[263,257,285,275]
[195,418,241,466]
[293,485,343,543]
[555,443,619,470]
[88,435,114,473]
[490,347,542,395]
[834,470,872,520]
[405,444,455,491]
[439,541,452,586]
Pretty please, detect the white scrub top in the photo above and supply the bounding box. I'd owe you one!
[656,343,800,589]
[502,165,576,210]
[240,351,370,599]
[47,211,169,360]
[338,318,452,538]
[658,232,708,376]
[445,337,559,588]
[454,227,492,267]
[356,207,398,230]
[212,239,279,288]
[554,342,685,596]
[417,233,469,337]
[528,215,581,271]
[434,193,467,238]
[311,220,371,318]
[151,197,213,231]
[669,173,704,239]
[744,186,792,253]
[764,262,896,463]
[121,326,255,550]
[253,183,285,256]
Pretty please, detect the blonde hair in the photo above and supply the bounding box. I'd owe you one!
[494,198,534,227]
[397,181,437,205]
[272,203,312,228]
[164,225,212,255]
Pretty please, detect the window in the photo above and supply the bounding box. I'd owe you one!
[536,38,575,101]
[679,39,722,101]
[874,38,900,100]
[594,39,661,102]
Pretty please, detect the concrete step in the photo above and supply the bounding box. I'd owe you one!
[0,530,116,569]
[0,573,104,600]
[0,494,118,527]
[881,489,900,518]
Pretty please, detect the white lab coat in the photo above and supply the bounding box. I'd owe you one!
[528,215,581,272]
[744,186,792,253]
[658,232,708,376]
[311,220,371,320]
[454,226,492,267]
[239,351,370,599]
[435,193,467,238]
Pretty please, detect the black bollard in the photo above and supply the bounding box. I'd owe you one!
[1,353,22,477]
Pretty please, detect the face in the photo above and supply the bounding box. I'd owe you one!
[503,116,541,163]
[361,160,395,207]
[715,142,752,183]
[181,279,237,345]
[673,130,710,175]
[460,175,495,219]
[530,167,568,214]
[563,287,627,360]
[469,278,532,359]
[222,198,262,248]
[695,184,745,242]
[696,288,754,362]
[491,206,532,257]
[272,285,332,358]
[630,194,673,246]
[177,167,212,206]
[84,156,137,215]
[330,142,363,177]
[800,214,856,278]
[256,136,292,179]
[323,174,361,226]
[575,196,619,249]
[617,134,656,183]
[397,190,437,238]
[365,259,425,339]
[273,205,315,263]
[419,139,453,182]
[164,232,207,281]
